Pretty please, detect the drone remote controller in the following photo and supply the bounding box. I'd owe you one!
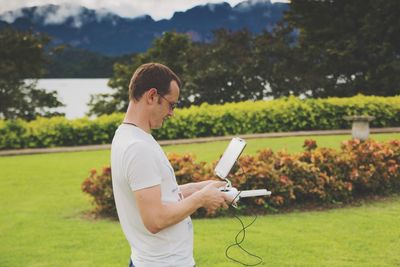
[215,137,272,207]
[220,186,271,207]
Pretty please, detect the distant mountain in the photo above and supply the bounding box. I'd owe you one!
[0,0,288,56]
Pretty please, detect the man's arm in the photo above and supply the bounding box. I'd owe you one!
[134,181,228,234]
[178,180,216,198]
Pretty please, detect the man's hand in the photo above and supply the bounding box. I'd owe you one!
[198,181,229,213]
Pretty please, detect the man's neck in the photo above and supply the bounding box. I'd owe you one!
[124,102,151,133]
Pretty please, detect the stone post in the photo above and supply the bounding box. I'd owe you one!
[343,115,375,141]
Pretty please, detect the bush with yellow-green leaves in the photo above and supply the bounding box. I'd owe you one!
[1,95,399,149]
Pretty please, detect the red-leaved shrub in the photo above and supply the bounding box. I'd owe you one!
[82,139,400,218]
[81,166,116,217]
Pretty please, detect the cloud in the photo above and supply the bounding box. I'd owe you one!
[0,9,24,23]
[0,0,287,22]
[37,4,84,26]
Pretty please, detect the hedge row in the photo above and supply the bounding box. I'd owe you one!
[1,95,400,149]
[81,139,400,218]
[157,94,400,140]
[0,113,122,149]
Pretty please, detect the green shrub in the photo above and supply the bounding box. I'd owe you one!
[1,95,399,149]
[0,113,123,149]
[0,119,28,148]
[82,138,400,218]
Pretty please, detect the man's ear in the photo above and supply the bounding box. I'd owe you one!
[145,88,158,104]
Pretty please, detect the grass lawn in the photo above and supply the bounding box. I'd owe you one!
[0,133,399,266]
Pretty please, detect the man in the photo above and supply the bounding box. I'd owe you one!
[111,63,230,267]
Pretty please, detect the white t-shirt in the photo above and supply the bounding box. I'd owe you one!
[111,124,194,267]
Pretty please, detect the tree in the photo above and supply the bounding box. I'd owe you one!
[89,30,281,116]
[253,23,301,98]
[88,32,193,115]
[284,0,400,97]
[0,27,64,120]
[184,29,266,105]
[45,45,122,78]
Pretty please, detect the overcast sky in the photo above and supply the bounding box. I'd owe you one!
[0,0,287,20]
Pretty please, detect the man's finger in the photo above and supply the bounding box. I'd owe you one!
[210,181,227,188]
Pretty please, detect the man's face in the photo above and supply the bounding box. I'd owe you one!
[150,80,180,129]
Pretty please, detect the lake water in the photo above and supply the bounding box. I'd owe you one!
[36,78,113,119]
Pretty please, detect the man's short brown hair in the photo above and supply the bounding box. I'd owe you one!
[128,63,181,100]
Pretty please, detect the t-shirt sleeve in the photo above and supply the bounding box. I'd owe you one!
[123,142,162,191]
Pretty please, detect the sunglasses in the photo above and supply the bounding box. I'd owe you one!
[157,92,178,111]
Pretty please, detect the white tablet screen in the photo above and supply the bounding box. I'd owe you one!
[214,137,246,179]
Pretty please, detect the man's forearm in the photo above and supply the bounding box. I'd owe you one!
[135,181,227,234]
[157,191,204,231]
[179,180,214,198]
[135,186,204,234]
